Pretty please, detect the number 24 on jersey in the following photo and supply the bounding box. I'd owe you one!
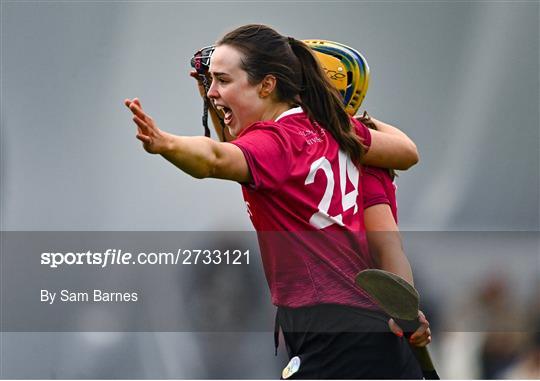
[305,150,360,229]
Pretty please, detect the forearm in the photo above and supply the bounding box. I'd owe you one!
[364,204,414,285]
[125,98,250,182]
[370,237,414,285]
[371,118,418,164]
[358,115,419,170]
[370,117,414,141]
[160,133,221,178]
[364,129,419,170]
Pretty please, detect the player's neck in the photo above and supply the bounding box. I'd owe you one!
[261,102,293,122]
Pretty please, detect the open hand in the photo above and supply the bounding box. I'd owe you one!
[124,98,170,154]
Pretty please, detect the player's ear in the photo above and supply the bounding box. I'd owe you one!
[259,75,277,98]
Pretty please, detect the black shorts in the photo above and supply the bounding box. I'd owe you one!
[276,304,423,379]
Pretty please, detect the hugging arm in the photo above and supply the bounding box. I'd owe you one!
[360,117,419,170]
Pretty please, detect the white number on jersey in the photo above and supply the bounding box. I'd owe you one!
[304,150,360,229]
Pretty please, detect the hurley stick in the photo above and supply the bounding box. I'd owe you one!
[356,269,440,380]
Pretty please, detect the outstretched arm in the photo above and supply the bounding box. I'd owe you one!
[124,98,250,182]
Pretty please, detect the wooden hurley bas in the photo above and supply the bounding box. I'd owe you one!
[355,269,440,380]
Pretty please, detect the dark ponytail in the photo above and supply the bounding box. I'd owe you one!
[217,25,366,163]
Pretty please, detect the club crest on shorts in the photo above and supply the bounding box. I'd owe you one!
[282,356,301,379]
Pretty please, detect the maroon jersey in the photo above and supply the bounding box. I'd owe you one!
[362,166,398,223]
[232,108,378,309]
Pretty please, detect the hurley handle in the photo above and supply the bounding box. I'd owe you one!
[411,346,439,379]
[394,318,440,380]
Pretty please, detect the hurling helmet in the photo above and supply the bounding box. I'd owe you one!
[304,40,370,115]
[189,40,370,138]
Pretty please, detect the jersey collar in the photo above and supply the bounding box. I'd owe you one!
[275,106,303,122]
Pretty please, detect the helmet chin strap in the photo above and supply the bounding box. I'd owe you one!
[202,96,228,142]
[202,95,211,138]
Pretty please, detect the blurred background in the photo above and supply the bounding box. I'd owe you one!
[1,1,538,379]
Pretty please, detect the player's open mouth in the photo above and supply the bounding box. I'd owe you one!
[215,105,233,125]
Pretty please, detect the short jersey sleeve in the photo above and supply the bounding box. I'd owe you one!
[361,166,398,223]
[231,121,292,190]
[362,167,390,208]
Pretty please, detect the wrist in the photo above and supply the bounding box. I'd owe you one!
[160,132,177,155]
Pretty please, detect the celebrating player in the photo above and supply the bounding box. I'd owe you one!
[125,24,423,378]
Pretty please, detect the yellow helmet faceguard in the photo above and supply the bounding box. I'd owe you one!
[303,40,370,115]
